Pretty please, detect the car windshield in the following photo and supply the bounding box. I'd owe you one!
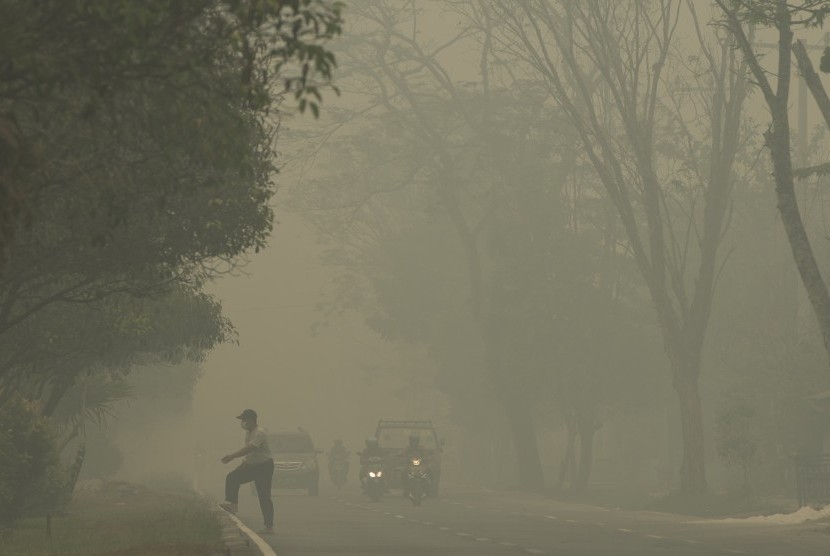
[270,434,314,453]
[377,428,438,449]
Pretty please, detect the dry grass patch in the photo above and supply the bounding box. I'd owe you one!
[1,483,222,556]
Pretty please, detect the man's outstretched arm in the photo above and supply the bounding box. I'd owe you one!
[221,444,256,464]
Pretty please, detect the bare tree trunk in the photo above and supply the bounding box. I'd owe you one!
[574,403,598,493]
[556,411,577,491]
[503,397,545,490]
[672,361,706,494]
[489,350,544,489]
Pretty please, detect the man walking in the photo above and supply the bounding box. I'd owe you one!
[219,409,275,534]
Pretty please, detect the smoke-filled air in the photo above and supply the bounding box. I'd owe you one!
[4,1,830,555]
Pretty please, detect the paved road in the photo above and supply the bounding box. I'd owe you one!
[233,485,830,555]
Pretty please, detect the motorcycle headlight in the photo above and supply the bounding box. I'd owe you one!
[411,458,421,466]
[369,471,377,478]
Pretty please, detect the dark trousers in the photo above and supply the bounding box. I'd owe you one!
[225,459,274,527]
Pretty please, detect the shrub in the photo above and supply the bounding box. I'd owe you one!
[715,402,759,490]
[0,398,64,526]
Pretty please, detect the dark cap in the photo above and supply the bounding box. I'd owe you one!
[236,409,257,420]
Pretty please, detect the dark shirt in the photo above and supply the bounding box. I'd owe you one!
[360,446,384,465]
[401,446,428,464]
[329,446,348,463]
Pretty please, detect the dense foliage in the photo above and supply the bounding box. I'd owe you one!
[0,398,67,526]
[0,0,342,518]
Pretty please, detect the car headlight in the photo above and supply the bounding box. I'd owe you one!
[369,471,377,478]
[376,471,383,477]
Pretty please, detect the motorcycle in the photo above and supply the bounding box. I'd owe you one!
[361,455,386,502]
[328,455,349,489]
[404,455,430,506]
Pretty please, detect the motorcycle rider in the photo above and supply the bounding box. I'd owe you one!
[329,438,348,463]
[400,433,428,461]
[360,436,383,463]
[400,433,429,496]
[359,436,384,485]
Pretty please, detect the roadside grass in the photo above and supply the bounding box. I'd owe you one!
[644,490,798,518]
[0,485,223,556]
[544,484,798,518]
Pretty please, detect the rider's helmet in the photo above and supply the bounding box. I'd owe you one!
[408,433,420,449]
[365,436,378,448]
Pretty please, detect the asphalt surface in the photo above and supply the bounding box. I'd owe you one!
[233,484,830,555]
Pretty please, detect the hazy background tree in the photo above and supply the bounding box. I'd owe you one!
[717,0,830,368]
[290,0,669,493]
[480,0,750,494]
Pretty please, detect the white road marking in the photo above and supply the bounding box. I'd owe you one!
[475,537,490,542]
[438,526,451,531]
[565,519,577,523]
[617,528,633,533]
[723,551,746,555]
[217,505,279,556]
[525,549,547,555]
[646,534,664,539]
[394,515,405,519]
[456,532,472,537]
[685,540,702,544]
[544,515,558,520]
[500,542,517,547]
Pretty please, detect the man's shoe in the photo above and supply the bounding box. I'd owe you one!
[218,502,238,514]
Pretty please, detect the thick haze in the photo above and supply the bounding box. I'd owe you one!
[100,1,830,509]
[10,2,830,554]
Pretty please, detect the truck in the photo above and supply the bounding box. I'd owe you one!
[375,419,443,496]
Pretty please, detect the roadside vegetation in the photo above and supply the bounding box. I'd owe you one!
[0,0,342,533]
[0,483,221,556]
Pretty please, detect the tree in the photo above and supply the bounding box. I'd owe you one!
[716,0,830,369]
[0,0,343,272]
[0,0,343,410]
[487,0,750,493]
[291,1,661,490]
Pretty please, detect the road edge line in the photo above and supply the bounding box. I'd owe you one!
[219,506,279,556]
